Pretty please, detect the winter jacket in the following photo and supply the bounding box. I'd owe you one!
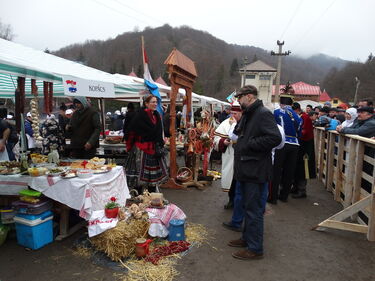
[341,116,375,138]
[233,99,282,183]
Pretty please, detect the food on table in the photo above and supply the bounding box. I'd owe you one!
[0,167,21,175]
[60,170,77,179]
[30,153,48,164]
[0,161,21,168]
[89,157,106,165]
[47,168,65,176]
[70,161,84,169]
[28,167,48,177]
[93,166,112,174]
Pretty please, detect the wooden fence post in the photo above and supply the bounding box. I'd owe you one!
[343,139,357,207]
[326,132,336,191]
[334,135,345,202]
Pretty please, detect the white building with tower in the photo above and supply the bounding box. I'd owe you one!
[238,60,277,104]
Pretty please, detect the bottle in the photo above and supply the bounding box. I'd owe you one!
[48,148,60,164]
[20,153,28,173]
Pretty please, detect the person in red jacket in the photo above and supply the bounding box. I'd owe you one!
[291,102,316,198]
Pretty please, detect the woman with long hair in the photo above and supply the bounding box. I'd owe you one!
[124,95,168,192]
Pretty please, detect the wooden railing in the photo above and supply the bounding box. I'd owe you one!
[314,127,375,241]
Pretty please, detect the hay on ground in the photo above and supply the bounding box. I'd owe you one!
[120,258,179,281]
[90,218,149,261]
[185,223,209,247]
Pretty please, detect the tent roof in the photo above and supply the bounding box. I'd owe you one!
[0,38,144,96]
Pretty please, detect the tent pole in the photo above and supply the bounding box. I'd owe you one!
[15,77,25,132]
[98,98,106,139]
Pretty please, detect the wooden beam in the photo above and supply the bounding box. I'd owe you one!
[316,220,368,234]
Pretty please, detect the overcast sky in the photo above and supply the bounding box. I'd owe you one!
[1,0,373,62]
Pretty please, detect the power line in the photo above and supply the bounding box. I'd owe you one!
[111,0,164,25]
[279,0,304,40]
[91,0,152,26]
[291,0,337,51]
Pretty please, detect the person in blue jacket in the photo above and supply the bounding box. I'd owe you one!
[269,83,302,204]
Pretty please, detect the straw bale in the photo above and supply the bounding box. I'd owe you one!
[91,218,149,261]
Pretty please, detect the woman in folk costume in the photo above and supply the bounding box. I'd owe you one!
[124,94,168,193]
[213,101,242,208]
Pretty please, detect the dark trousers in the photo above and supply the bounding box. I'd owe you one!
[231,181,268,228]
[239,181,268,254]
[271,143,299,201]
[228,178,236,202]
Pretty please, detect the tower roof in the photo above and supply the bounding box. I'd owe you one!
[239,60,276,72]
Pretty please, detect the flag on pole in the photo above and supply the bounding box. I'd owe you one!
[226,90,236,103]
[142,36,163,116]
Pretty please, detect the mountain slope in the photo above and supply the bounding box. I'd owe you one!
[54,24,349,100]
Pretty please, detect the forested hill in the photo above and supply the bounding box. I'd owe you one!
[54,24,349,100]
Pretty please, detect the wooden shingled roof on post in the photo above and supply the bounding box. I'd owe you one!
[164,48,198,82]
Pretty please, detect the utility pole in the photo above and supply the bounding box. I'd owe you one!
[354,76,360,105]
[271,40,291,103]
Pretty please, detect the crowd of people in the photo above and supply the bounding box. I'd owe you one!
[0,88,372,261]
[213,84,374,261]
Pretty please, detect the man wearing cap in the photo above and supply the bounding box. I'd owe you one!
[270,84,302,203]
[67,96,101,159]
[213,101,242,211]
[357,98,373,109]
[228,85,281,260]
[337,107,375,138]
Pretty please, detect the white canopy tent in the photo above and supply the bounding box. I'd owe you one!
[0,38,145,98]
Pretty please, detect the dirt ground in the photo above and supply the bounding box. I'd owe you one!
[1,177,374,281]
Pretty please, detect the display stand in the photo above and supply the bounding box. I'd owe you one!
[161,48,197,190]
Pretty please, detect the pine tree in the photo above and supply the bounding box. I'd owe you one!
[229,58,239,77]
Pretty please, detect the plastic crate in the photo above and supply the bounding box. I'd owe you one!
[12,200,52,215]
[14,211,53,250]
[0,208,16,224]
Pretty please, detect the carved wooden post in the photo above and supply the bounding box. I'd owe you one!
[162,48,197,189]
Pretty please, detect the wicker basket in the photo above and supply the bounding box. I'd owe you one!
[177,167,193,183]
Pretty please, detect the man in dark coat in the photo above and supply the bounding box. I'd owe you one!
[228,85,281,260]
[67,96,101,159]
[337,106,375,138]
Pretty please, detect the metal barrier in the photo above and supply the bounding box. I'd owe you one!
[314,127,375,241]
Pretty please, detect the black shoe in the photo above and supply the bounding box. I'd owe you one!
[292,193,306,199]
[279,197,288,203]
[224,201,234,209]
[222,222,242,232]
[267,198,277,205]
[290,188,298,194]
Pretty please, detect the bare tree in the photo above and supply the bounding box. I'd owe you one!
[0,19,15,41]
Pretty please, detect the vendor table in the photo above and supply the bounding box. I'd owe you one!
[0,166,130,240]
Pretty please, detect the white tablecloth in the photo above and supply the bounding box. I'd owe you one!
[0,175,30,195]
[0,166,130,220]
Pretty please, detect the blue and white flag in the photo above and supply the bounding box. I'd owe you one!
[226,90,236,103]
[142,37,163,116]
